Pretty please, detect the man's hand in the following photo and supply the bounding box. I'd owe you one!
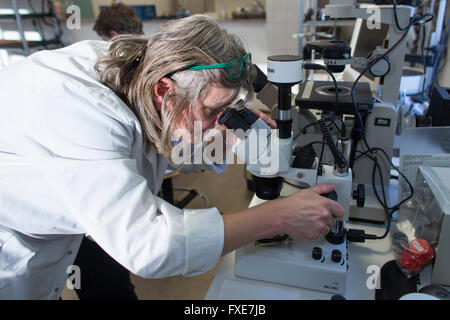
[270,184,346,240]
[250,109,277,129]
[221,184,346,256]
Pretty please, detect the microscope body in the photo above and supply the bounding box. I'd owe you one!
[231,119,352,294]
[235,192,349,294]
[233,127,352,223]
[227,1,415,293]
[219,56,353,294]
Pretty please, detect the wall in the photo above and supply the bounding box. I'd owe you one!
[266,0,300,56]
[86,0,268,20]
[90,0,177,18]
[214,0,266,20]
[90,0,211,17]
[71,0,94,18]
[65,19,267,66]
[178,0,209,14]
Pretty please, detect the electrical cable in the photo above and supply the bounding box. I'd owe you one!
[292,7,432,241]
[392,0,434,99]
[393,0,409,31]
[355,148,414,212]
[318,136,326,176]
[297,63,347,148]
[317,118,347,171]
[350,9,434,152]
[352,147,414,240]
[347,5,432,240]
[299,116,346,137]
[303,63,340,118]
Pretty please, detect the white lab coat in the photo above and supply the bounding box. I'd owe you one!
[0,40,224,299]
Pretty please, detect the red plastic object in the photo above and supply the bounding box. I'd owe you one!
[400,238,434,274]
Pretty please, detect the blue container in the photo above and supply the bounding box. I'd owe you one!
[141,5,156,19]
[130,5,156,20]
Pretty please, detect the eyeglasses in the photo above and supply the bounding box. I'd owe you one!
[185,53,252,80]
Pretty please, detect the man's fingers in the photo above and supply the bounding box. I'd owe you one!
[326,214,336,229]
[310,184,335,195]
[251,109,277,129]
[321,224,331,235]
[310,184,345,218]
[328,200,346,218]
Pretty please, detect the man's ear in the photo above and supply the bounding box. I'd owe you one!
[109,30,119,39]
[152,77,175,111]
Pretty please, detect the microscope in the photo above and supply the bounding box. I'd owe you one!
[218,55,353,294]
[295,39,392,225]
[293,0,417,224]
[215,0,431,296]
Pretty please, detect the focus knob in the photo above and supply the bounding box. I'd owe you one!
[332,249,342,263]
[352,184,365,208]
[322,191,338,202]
[312,247,322,260]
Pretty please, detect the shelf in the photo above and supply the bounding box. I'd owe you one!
[0,39,61,49]
[0,12,53,20]
[232,13,266,20]
[0,8,53,20]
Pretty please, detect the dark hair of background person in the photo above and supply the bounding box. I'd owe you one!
[93,3,144,40]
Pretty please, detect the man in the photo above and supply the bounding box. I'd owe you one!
[93,2,143,41]
[0,15,344,299]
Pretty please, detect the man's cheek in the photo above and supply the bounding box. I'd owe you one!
[204,118,219,132]
[215,111,224,126]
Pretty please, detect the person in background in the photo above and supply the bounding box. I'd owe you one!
[93,2,144,41]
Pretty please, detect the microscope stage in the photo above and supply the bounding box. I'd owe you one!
[296,80,374,114]
[235,235,348,294]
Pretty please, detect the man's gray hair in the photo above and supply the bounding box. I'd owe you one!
[95,15,255,161]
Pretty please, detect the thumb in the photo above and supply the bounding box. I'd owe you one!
[251,109,277,129]
[310,184,335,195]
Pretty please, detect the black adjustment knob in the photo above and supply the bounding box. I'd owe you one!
[217,107,250,132]
[352,184,365,208]
[322,191,338,202]
[292,144,316,169]
[332,249,342,263]
[312,247,322,260]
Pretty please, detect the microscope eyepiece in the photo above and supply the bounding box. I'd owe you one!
[218,107,251,133]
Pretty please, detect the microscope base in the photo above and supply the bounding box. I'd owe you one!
[235,235,348,294]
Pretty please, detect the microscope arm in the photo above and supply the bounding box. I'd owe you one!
[324,1,413,106]
[324,1,412,24]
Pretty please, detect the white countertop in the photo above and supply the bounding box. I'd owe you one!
[205,183,400,300]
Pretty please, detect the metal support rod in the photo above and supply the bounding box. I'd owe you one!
[312,0,317,41]
[299,0,304,56]
[11,0,29,55]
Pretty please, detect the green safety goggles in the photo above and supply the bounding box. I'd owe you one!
[185,53,252,80]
